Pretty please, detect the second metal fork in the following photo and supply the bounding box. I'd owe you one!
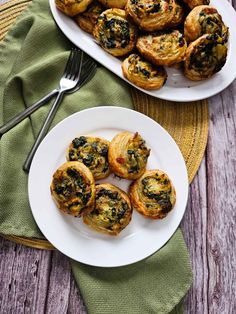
[23,48,84,172]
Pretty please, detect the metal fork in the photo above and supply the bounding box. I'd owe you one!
[0,56,96,137]
[23,48,84,172]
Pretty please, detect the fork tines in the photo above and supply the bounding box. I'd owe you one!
[64,48,83,80]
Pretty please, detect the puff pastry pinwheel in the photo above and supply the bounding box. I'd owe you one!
[97,0,127,9]
[108,131,150,179]
[55,0,93,17]
[122,54,167,90]
[184,5,229,43]
[137,30,187,67]
[129,169,176,219]
[93,9,137,57]
[125,0,176,32]
[183,0,210,10]
[83,183,132,235]
[184,33,228,81]
[74,1,104,34]
[67,135,110,180]
[50,161,96,217]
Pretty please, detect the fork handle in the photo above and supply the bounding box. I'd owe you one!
[23,91,65,172]
[0,89,58,137]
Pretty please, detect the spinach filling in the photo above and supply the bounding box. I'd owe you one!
[99,16,131,49]
[94,188,130,224]
[189,34,227,75]
[96,188,118,200]
[199,11,224,37]
[54,168,91,207]
[72,136,87,148]
[178,34,185,47]
[141,176,172,213]
[128,54,161,80]
[132,0,165,17]
[126,134,150,173]
[69,137,109,174]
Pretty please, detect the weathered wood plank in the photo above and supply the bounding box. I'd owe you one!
[0,236,51,314]
[67,272,87,314]
[182,2,236,310]
[0,237,87,314]
[207,83,236,313]
[44,250,71,314]
[182,77,236,314]
[181,159,209,314]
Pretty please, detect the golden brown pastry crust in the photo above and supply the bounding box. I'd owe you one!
[183,0,210,10]
[129,169,176,219]
[93,8,137,57]
[125,0,176,31]
[83,183,132,235]
[66,135,110,180]
[108,131,150,179]
[122,53,167,90]
[55,0,93,17]
[136,30,187,67]
[184,5,229,43]
[50,161,96,217]
[74,1,104,34]
[97,0,127,9]
[184,33,228,81]
[167,1,184,28]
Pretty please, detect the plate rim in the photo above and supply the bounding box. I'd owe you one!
[28,106,189,267]
[49,0,236,102]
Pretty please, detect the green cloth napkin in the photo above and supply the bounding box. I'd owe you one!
[0,0,192,313]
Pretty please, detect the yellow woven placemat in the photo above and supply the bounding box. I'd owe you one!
[0,0,208,250]
[131,90,208,182]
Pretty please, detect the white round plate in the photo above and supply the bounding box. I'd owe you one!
[28,107,188,267]
[49,0,236,102]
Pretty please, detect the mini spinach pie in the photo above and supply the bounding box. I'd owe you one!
[184,5,229,43]
[184,33,228,81]
[136,30,187,67]
[125,0,176,32]
[83,183,132,235]
[108,131,150,179]
[50,161,96,217]
[67,135,110,180]
[183,0,210,10]
[74,0,104,34]
[55,0,93,17]
[93,8,137,57]
[129,169,176,219]
[97,0,127,9]
[122,53,167,90]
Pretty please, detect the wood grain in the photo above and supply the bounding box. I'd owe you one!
[181,73,236,312]
[0,236,87,313]
[0,237,51,313]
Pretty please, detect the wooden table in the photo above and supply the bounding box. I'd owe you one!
[1,1,236,313]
